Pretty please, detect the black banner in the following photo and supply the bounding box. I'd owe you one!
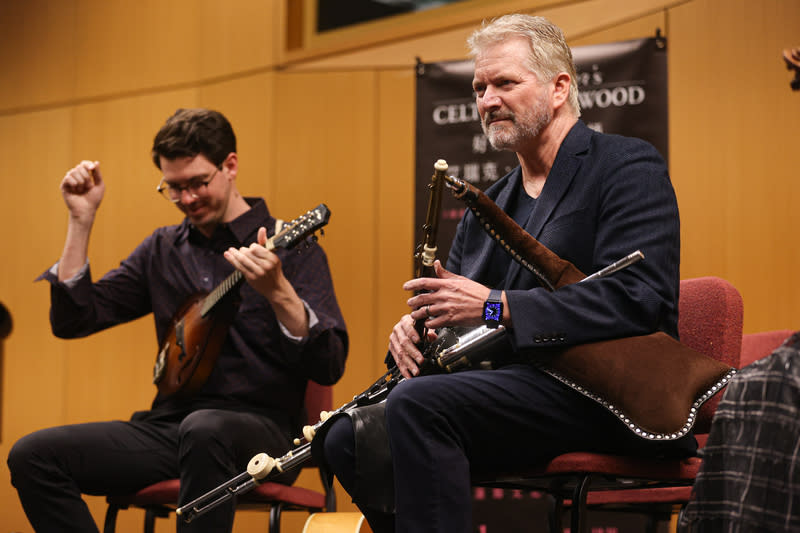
[414,36,668,266]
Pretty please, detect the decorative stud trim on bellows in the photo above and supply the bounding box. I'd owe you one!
[469,205,552,290]
[539,367,738,440]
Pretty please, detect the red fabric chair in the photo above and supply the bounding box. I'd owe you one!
[102,381,336,533]
[740,328,793,367]
[474,277,743,533]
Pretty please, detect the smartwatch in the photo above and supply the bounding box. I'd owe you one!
[483,289,503,328]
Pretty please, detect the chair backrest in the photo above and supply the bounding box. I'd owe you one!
[677,276,743,434]
[740,329,794,367]
[304,381,333,425]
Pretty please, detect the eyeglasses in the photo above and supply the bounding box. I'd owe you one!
[156,167,220,203]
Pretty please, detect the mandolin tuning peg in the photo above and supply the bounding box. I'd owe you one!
[320,229,325,237]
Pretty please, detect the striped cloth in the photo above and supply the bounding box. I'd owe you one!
[679,331,800,532]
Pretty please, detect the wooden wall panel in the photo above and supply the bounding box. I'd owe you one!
[0,0,78,112]
[0,0,279,113]
[1,0,799,531]
[375,70,418,366]
[669,0,800,333]
[568,11,666,47]
[199,73,277,204]
[0,108,74,529]
[271,69,383,518]
[286,0,678,70]
[71,0,201,102]
[70,0,276,102]
[193,0,282,79]
[0,108,74,433]
[272,70,380,413]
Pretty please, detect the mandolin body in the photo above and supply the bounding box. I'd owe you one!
[150,203,331,400]
[153,293,238,398]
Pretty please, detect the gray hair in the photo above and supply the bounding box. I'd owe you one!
[467,14,581,116]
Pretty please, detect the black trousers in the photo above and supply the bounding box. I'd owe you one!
[324,364,698,533]
[7,408,297,533]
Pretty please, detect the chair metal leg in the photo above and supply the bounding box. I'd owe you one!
[103,504,120,533]
[144,508,157,533]
[570,475,591,533]
[269,502,283,533]
[546,492,564,533]
[645,513,660,533]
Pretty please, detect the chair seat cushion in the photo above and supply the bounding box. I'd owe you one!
[586,486,693,505]
[474,451,702,492]
[544,451,702,481]
[243,481,326,509]
[107,479,181,507]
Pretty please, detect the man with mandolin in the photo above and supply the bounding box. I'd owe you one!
[320,14,699,532]
[8,108,348,532]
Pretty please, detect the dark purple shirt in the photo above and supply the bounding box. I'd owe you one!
[40,198,348,430]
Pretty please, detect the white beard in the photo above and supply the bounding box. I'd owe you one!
[482,93,553,151]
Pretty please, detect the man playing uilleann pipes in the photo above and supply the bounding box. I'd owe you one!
[320,14,695,533]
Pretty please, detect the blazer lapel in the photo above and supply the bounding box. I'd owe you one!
[461,168,522,283]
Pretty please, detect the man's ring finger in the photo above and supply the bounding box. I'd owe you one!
[426,305,432,317]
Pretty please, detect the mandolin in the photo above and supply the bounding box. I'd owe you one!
[152,204,331,398]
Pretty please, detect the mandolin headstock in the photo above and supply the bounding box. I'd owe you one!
[272,204,331,250]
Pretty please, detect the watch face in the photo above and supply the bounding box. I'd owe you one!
[484,302,502,322]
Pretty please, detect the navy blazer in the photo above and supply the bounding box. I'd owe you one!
[448,121,680,352]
